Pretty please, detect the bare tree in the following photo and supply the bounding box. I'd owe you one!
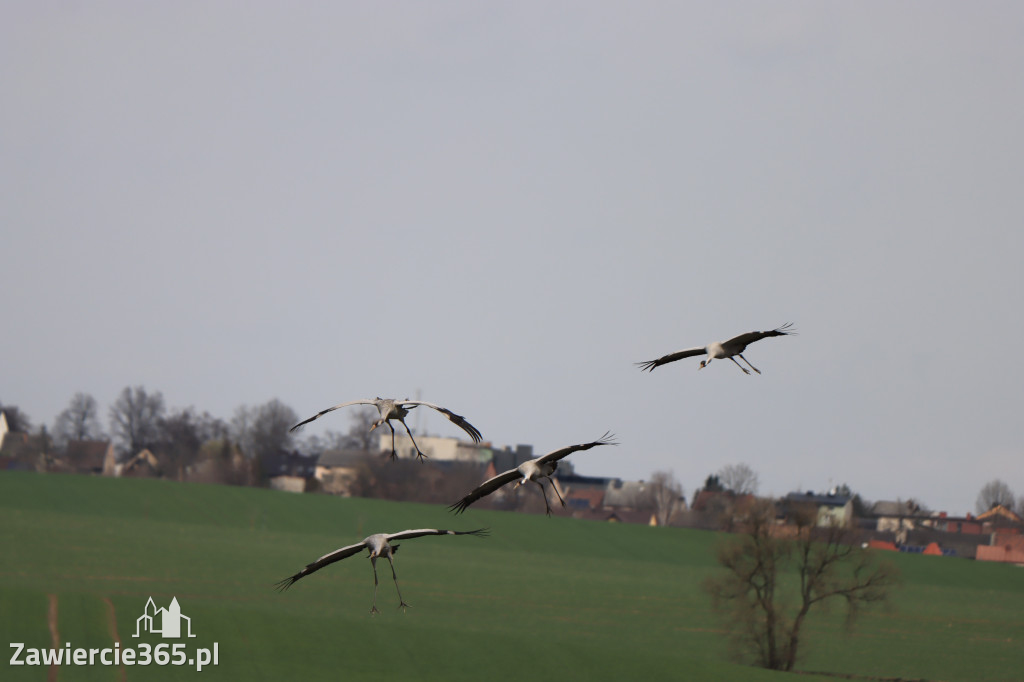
[230,399,298,461]
[195,410,229,443]
[976,479,1016,514]
[719,463,759,495]
[156,408,228,479]
[648,470,684,526]
[53,392,104,446]
[705,499,898,672]
[108,386,165,455]
[299,430,348,457]
[229,405,255,454]
[300,407,384,456]
[348,406,382,452]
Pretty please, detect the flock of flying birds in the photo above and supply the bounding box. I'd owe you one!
[275,323,796,612]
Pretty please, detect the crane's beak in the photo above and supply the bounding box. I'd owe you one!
[698,361,706,370]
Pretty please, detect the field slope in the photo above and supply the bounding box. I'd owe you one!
[1,472,1022,681]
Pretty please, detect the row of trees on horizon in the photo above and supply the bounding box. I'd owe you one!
[1,387,370,461]
[1,389,1021,518]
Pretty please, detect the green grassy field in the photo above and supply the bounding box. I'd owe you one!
[1,472,1022,681]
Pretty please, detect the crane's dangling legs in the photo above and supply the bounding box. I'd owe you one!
[533,480,554,516]
[369,557,381,614]
[386,555,410,611]
[547,478,567,510]
[737,354,761,374]
[398,419,428,463]
[385,422,397,458]
[728,357,751,375]
[370,419,400,459]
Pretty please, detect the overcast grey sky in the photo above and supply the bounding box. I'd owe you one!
[3,3,1022,515]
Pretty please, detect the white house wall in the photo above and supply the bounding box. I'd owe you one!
[377,433,489,462]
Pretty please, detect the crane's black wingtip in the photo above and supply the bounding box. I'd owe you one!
[274,575,299,592]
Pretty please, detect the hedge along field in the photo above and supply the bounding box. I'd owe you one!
[1,472,1022,681]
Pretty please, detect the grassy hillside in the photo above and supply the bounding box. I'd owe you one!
[1,471,1022,681]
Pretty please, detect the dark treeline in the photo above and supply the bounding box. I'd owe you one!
[0,388,360,485]
[3,391,1021,522]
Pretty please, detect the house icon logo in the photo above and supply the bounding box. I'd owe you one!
[132,597,196,638]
